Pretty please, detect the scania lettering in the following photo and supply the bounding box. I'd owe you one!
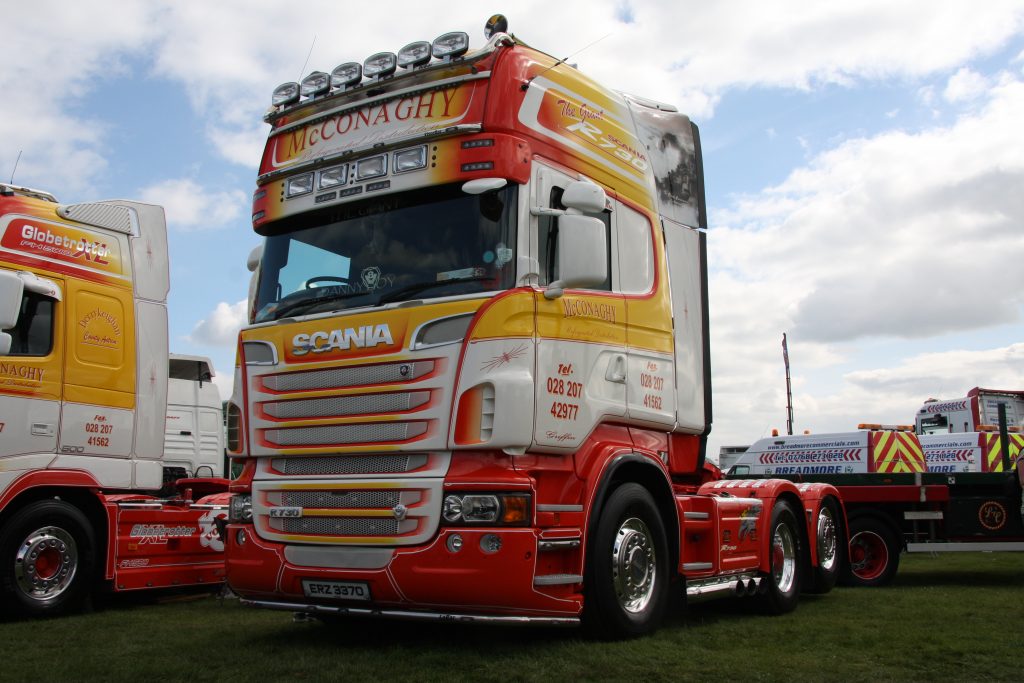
[0,183,229,617]
[224,16,846,638]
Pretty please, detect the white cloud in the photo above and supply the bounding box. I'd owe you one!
[188,300,247,347]
[138,179,247,230]
[943,67,991,103]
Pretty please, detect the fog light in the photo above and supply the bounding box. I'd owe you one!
[393,146,427,173]
[356,155,387,180]
[286,173,314,198]
[480,533,502,554]
[319,165,348,189]
[446,533,464,553]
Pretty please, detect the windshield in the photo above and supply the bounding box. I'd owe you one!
[254,183,517,322]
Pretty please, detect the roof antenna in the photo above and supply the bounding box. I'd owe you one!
[299,35,318,81]
[520,32,612,91]
[9,150,22,184]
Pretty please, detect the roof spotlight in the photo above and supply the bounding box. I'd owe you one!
[398,41,432,69]
[363,52,397,79]
[331,62,362,90]
[432,32,469,60]
[272,82,300,107]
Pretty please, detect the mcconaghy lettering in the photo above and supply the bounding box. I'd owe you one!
[561,298,616,323]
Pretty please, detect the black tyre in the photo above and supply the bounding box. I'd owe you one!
[0,499,96,617]
[840,516,900,587]
[583,483,669,639]
[804,497,844,594]
[757,499,802,614]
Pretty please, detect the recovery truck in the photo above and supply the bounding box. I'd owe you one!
[223,16,845,638]
[729,413,1024,586]
[0,183,229,617]
[915,387,1024,435]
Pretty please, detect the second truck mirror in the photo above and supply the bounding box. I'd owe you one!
[544,214,608,299]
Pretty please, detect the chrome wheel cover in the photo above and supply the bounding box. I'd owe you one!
[771,520,797,593]
[14,526,78,602]
[611,517,657,613]
[816,506,838,572]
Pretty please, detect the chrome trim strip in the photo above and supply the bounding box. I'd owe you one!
[536,504,583,512]
[683,511,710,520]
[240,599,579,627]
[533,574,583,586]
[538,539,580,551]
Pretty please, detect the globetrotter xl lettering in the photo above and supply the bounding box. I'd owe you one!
[20,223,110,263]
[129,524,196,544]
[292,323,395,356]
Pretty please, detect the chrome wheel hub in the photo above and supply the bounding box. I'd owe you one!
[771,521,797,593]
[611,517,656,613]
[816,507,838,572]
[14,526,78,602]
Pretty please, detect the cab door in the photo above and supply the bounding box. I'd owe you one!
[531,163,626,450]
[0,268,63,459]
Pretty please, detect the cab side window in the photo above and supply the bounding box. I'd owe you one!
[538,187,612,290]
[2,291,55,356]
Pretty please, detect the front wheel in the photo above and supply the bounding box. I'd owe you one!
[583,483,669,639]
[757,499,802,614]
[0,499,96,617]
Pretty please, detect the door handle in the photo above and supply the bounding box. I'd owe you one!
[31,423,56,437]
[605,355,626,384]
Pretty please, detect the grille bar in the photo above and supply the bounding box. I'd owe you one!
[263,391,430,419]
[261,360,435,393]
[281,490,403,509]
[271,454,429,475]
[276,517,412,536]
[263,421,428,447]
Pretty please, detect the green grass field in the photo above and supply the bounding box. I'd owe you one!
[1,552,1020,682]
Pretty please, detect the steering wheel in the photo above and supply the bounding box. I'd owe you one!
[304,276,349,289]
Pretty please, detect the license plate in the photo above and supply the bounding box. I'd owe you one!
[301,580,371,601]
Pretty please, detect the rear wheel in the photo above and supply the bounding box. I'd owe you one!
[804,498,844,594]
[583,483,669,639]
[0,499,96,617]
[758,499,802,614]
[841,516,900,587]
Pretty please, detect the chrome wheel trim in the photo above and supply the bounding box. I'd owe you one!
[771,520,797,594]
[611,517,656,614]
[14,526,78,602]
[816,506,838,572]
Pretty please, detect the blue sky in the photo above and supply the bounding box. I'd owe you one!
[4,1,1023,456]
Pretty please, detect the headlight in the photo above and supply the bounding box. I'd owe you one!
[441,493,530,526]
[285,173,314,198]
[228,494,252,523]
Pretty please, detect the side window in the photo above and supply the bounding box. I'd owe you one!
[538,187,612,290]
[2,291,55,356]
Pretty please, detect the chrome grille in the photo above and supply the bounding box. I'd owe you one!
[264,422,428,446]
[281,490,402,509]
[278,517,406,536]
[262,360,434,392]
[263,391,430,419]
[272,454,429,475]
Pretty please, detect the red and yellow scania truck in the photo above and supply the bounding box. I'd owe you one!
[0,183,229,617]
[224,17,845,637]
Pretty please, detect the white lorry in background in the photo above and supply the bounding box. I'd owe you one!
[165,354,224,478]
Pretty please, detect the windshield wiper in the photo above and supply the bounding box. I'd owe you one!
[376,276,492,306]
[270,289,370,320]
